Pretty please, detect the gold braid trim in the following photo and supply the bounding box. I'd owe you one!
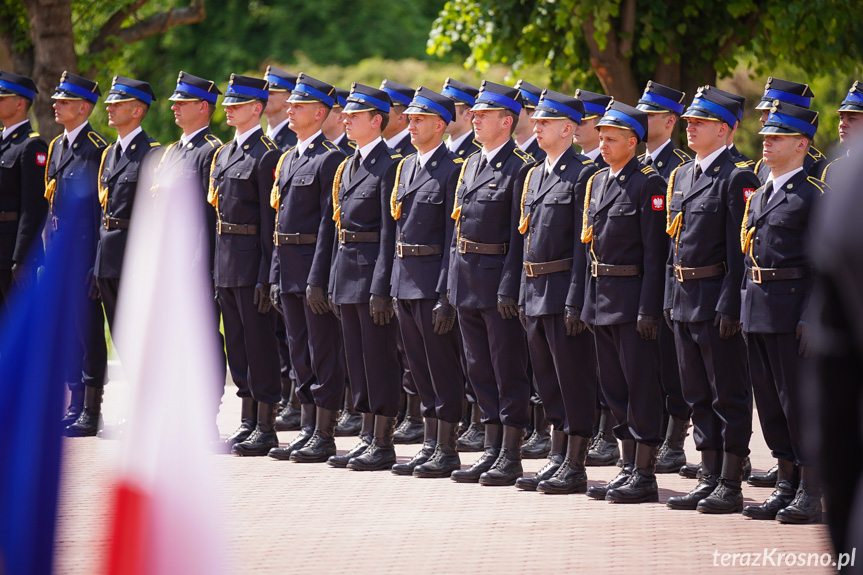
[664,165,685,256]
[390,156,409,220]
[580,170,602,243]
[741,191,755,255]
[97,145,111,210]
[207,143,230,209]
[270,149,291,210]
[450,157,471,239]
[519,165,539,235]
[151,141,178,198]
[44,135,62,206]
[331,157,349,232]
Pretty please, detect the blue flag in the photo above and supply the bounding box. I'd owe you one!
[0,187,90,575]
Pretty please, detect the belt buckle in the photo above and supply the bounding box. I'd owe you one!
[524,262,535,278]
[458,238,467,254]
[273,232,279,246]
[217,220,223,235]
[396,242,404,258]
[52,216,59,231]
[751,267,762,284]
[674,265,684,283]
[590,261,598,278]
[338,229,346,243]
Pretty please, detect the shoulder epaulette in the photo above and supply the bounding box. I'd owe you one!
[88,131,107,148]
[348,140,357,149]
[261,135,278,151]
[637,152,646,161]
[641,165,656,175]
[150,141,161,148]
[321,140,338,152]
[29,131,40,138]
[513,147,533,163]
[807,176,829,194]
[735,160,754,169]
[754,158,764,172]
[582,159,593,165]
[453,157,464,164]
[204,133,222,148]
[673,149,691,161]
[809,146,825,161]
[390,153,403,159]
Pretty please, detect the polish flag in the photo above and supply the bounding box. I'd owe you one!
[106,159,227,575]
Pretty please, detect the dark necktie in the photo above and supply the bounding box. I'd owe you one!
[409,159,420,185]
[761,181,773,211]
[290,147,300,170]
[113,143,123,165]
[596,172,611,203]
[476,155,488,179]
[644,155,653,166]
[61,135,69,157]
[350,152,361,180]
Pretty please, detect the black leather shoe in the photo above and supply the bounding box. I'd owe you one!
[290,407,338,463]
[516,430,565,490]
[457,403,485,452]
[667,450,721,510]
[233,403,279,456]
[392,418,437,475]
[537,435,590,494]
[656,416,689,473]
[268,403,316,460]
[61,386,85,429]
[335,411,363,436]
[65,386,104,437]
[586,407,620,466]
[348,415,397,471]
[587,439,635,499]
[224,398,257,447]
[328,413,374,467]
[775,466,822,524]
[679,463,701,479]
[452,423,502,483]
[697,452,746,514]
[743,459,798,520]
[393,394,424,444]
[521,405,551,459]
[480,427,524,486]
[606,443,659,503]
[747,463,779,488]
[275,404,302,432]
[415,420,461,478]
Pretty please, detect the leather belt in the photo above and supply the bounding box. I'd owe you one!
[524,258,573,278]
[102,215,130,230]
[0,211,19,222]
[339,229,380,243]
[674,262,726,282]
[396,242,443,257]
[274,232,317,246]
[590,261,643,277]
[747,266,810,284]
[458,237,507,255]
[217,221,258,235]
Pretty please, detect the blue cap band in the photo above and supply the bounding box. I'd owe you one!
[536,99,583,123]
[348,92,390,113]
[603,109,645,140]
[688,98,737,127]
[764,88,811,108]
[293,83,334,107]
[266,74,295,91]
[476,91,521,114]
[410,95,453,124]
[582,101,607,117]
[519,89,540,106]
[175,81,218,103]
[336,93,347,108]
[442,86,475,107]
[640,91,684,115]
[845,91,863,106]
[382,87,412,107]
[112,83,152,104]
[766,111,817,138]
[226,83,268,101]
[56,81,98,103]
[0,79,35,100]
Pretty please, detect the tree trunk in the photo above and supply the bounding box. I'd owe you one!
[22,0,77,139]
[580,9,640,105]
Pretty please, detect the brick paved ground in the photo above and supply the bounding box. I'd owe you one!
[54,362,838,574]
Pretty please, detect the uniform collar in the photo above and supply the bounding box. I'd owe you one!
[517,133,536,150]
[645,138,671,161]
[482,139,510,166]
[266,117,291,139]
[384,128,410,150]
[447,130,471,152]
[768,166,804,195]
[181,126,208,146]
[64,121,88,145]
[544,148,565,173]
[358,136,383,160]
[296,129,323,156]
[696,145,726,173]
[1,119,28,139]
[117,126,143,153]
[582,146,601,162]
[417,143,444,169]
[235,125,261,148]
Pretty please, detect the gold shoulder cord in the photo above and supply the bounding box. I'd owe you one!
[390,156,409,220]
[519,165,540,253]
[664,165,684,256]
[151,141,178,198]
[44,135,62,207]
[740,191,756,255]
[207,143,230,210]
[331,157,349,233]
[270,149,291,210]
[97,146,111,210]
[580,170,603,264]
[450,157,472,240]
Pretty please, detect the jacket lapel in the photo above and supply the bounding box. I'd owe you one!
[406,145,446,195]
[597,156,638,212]
[760,170,805,218]
[467,139,514,193]
[683,149,730,201]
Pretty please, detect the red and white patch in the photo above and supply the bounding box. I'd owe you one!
[35,152,47,166]
[651,196,665,211]
[743,188,755,202]
[273,168,277,179]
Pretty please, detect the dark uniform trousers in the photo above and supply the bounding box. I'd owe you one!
[211,130,281,404]
[329,141,401,417]
[270,135,346,409]
[448,139,532,428]
[741,171,825,466]
[45,124,108,388]
[520,149,598,436]
[0,121,47,309]
[95,130,160,330]
[581,158,668,445]
[390,146,464,423]
[666,149,759,457]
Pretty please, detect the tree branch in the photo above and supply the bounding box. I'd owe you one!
[618,0,636,57]
[717,10,762,60]
[88,0,151,56]
[114,0,206,45]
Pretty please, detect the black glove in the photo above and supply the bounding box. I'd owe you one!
[636,314,659,341]
[328,294,341,320]
[714,312,741,340]
[497,294,519,320]
[797,321,811,358]
[254,282,272,314]
[370,293,394,326]
[86,267,100,301]
[270,283,282,313]
[431,294,456,335]
[11,262,32,291]
[306,284,329,315]
[663,308,673,330]
[565,306,587,337]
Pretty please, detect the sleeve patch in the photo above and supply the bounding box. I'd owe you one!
[651,195,665,211]
[35,152,47,166]
[743,188,755,201]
